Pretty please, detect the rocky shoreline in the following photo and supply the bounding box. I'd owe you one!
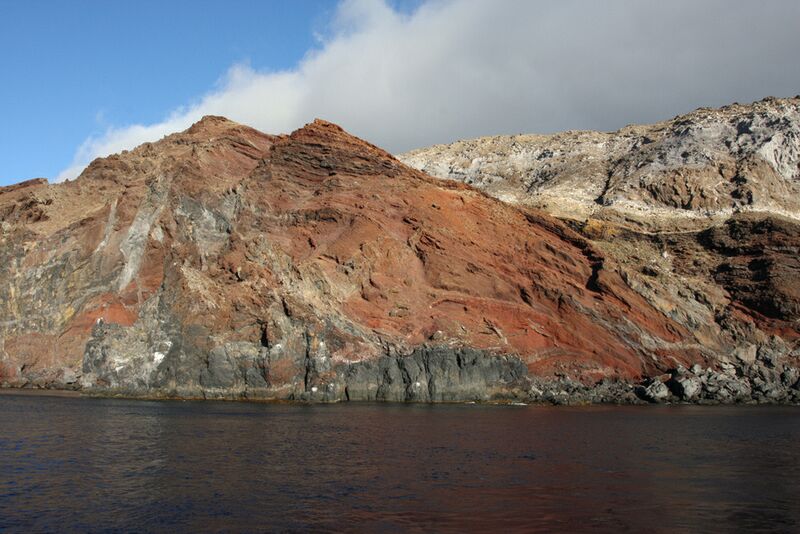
[3,345,798,406]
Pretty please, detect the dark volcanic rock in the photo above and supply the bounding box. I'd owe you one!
[339,346,529,403]
[701,215,800,324]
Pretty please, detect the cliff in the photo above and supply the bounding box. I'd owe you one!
[1,108,798,403]
[400,97,800,403]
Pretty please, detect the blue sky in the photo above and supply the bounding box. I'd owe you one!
[0,0,420,184]
[1,0,798,186]
[0,0,336,184]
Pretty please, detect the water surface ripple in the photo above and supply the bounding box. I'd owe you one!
[1,394,798,532]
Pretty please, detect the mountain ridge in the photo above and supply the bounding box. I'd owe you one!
[1,109,798,404]
[400,96,800,232]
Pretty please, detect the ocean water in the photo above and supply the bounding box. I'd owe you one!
[0,393,798,532]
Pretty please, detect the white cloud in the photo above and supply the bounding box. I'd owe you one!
[57,0,800,181]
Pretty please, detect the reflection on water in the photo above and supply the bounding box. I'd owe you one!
[1,394,798,532]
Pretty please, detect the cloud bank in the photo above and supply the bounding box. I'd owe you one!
[58,0,800,181]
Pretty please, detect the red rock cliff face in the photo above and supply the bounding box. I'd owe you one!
[0,117,794,402]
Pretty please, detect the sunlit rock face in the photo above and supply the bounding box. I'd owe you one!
[401,96,800,403]
[401,96,800,231]
[0,107,798,403]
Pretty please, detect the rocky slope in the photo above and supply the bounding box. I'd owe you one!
[1,109,798,404]
[401,96,800,231]
[400,97,800,403]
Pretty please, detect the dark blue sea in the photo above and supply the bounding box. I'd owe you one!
[1,392,798,532]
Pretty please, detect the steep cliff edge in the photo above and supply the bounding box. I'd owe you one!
[1,111,798,403]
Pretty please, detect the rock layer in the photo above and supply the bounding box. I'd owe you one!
[400,97,800,404]
[1,108,798,404]
[401,96,800,231]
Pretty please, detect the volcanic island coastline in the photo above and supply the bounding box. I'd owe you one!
[1,98,799,405]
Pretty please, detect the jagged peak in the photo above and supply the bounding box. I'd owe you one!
[289,118,350,139]
[185,115,241,136]
[286,118,397,162]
